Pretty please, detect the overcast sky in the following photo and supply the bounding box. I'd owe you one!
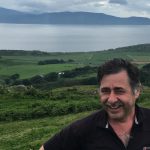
[0,0,150,18]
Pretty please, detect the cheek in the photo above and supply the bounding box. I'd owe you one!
[120,95,136,105]
[130,96,137,104]
[99,96,108,103]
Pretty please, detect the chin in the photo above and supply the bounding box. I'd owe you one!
[108,113,125,121]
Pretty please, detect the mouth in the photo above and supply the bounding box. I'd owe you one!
[105,101,123,110]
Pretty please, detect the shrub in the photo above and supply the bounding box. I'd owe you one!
[30,75,45,84]
[0,85,8,94]
[38,59,65,65]
[44,72,58,82]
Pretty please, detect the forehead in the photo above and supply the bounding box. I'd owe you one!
[100,70,130,88]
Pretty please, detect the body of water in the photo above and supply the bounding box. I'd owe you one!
[0,24,150,52]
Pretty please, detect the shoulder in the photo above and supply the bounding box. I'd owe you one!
[140,107,150,116]
[43,110,106,150]
[67,109,106,136]
[138,107,150,128]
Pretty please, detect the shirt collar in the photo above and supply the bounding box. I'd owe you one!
[97,105,143,129]
[105,115,139,129]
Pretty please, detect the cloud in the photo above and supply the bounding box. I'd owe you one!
[109,0,128,5]
[0,0,149,18]
[0,0,109,13]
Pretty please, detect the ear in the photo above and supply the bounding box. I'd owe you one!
[134,88,141,99]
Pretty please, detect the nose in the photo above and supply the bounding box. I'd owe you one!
[107,91,117,103]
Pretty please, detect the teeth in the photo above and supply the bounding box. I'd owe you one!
[105,101,123,109]
[109,105,120,109]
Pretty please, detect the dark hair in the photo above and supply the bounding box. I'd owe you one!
[97,58,140,90]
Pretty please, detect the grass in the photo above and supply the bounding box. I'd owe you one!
[0,85,100,121]
[0,85,99,148]
[0,46,150,79]
[0,111,93,150]
[0,63,83,79]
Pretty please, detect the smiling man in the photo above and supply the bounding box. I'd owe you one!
[97,59,141,147]
[40,58,150,150]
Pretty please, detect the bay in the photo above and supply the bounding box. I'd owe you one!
[0,24,150,52]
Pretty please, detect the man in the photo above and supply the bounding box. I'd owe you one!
[40,58,150,150]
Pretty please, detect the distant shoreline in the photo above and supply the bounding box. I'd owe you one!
[0,43,150,54]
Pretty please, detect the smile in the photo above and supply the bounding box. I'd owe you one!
[105,101,123,110]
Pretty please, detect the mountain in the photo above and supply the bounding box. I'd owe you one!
[0,7,150,25]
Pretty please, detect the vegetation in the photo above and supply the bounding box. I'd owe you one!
[0,44,150,149]
[38,59,65,65]
[38,59,74,65]
[0,44,150,80]
[0,85,100,121]
[0,111,93,150]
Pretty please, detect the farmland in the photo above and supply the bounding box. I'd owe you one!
[0,44,150,79]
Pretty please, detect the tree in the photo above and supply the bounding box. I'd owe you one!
[44,72,58,82]
[30,75,45,84]
[10,74,20,80]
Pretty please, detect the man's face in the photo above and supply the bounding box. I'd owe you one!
[99,70,140,122]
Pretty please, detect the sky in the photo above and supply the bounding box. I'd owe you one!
[0,0,150,18]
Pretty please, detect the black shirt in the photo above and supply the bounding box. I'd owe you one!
[44,106,150,150]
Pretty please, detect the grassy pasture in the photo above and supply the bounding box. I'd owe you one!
[0,111,93,150]
[0,85,99,121]
[0,46,150,79]
[0,63,81,79]
[0,85,100,149]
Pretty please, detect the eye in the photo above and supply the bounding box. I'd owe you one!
[114,88,126,94]
[100,88,111,94]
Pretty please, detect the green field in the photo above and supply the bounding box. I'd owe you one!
[0,44,150,150]
[0,111,93,150]
[0,63,82,79]
[0,44,150,79]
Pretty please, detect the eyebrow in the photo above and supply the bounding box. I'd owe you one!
[100,87,125,91]
[100,87,110,91]
[114,87,125,90]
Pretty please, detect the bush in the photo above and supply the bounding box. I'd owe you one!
[44,72,58,82]
[0,99,101,121]
[24,86,39,96]
[30,75,45,84]
[62,66,97,78]
[0,85,8,94]
[38,59,65,65]
[10,73,20,80]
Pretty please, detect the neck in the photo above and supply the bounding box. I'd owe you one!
[109,114,134,125]
[108,110,135,147]
[109,117,134,134]
[109,107,135,124]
